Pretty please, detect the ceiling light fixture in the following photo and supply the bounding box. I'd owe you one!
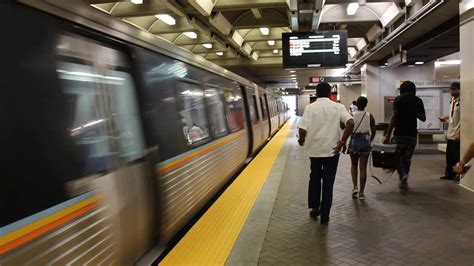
[183,31,197,39]
[415,61,424,65]
[347,3,359,16]
[435,59,461,67]
[203,43,213,49]
[290,70,296,73]
[260,27,270,35]
[273,49,278,54]
[155,14,176,25]
[131,0,143,4]
[268,40,275,45]
[216,52,224,56]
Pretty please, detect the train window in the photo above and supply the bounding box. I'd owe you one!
[223,88,245,131]
[58,60,146,175]
[252,95,260,121]
[269,98,275,117]
[248,93,258,124]
[176,81,210,145]
[259,96,268,120]
[205,87,228,136]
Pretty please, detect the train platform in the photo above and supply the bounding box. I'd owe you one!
[160,118,474,265]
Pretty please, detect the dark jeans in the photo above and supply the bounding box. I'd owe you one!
[445,139,461,177]
[392,136,417,179]
[309,155,340,220]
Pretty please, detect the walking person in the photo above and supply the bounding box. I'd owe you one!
[298,82,354,224]
[350,100,358,115]
[349,97,376,200]
[384,81,426,191]
[439,82,461,181]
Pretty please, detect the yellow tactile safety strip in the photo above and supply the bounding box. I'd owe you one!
[160,121,292,265]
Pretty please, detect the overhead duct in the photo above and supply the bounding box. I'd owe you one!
[380,3,404,28]
[250,51,259,61]
[356,38,368,51]
[240,43,253,56]
[366,24,383,42]
[229,31,244,47]
[188,0,215,17]
[209,12,232,35]
[297,0,325,31]
[387,51,407,68]
[348,47,358,58]
[288,10,299,31]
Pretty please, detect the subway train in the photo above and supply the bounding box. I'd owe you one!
[0,1,289,265]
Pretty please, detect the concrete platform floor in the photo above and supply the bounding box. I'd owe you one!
[228,123,474,266]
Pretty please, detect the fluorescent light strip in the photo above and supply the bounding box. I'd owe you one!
[155,14,176,25]
[347,3,359,15]
[183,31,197,39]
[131,0,143,4]
[216,52,224,56]
[260,27,269,35]
[435,60,461,67]
[57,70,125,81]
[415,61,424,65]
[203,43,213,49]
[267,40,275,45]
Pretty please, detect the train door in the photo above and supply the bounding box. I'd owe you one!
[263,93,272,138]
[259,92,270,140]
[240,85,253,158]
[55,34,155,263]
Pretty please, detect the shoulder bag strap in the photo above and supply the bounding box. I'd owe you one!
[353,112,367,134]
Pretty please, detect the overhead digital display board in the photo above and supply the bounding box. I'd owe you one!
[282,30,348,68]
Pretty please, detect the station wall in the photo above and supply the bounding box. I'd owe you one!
[362,63,435,123]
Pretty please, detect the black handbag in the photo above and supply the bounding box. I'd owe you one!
[371,143,400,169]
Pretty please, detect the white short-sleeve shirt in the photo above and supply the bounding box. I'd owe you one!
[298,98,353,158]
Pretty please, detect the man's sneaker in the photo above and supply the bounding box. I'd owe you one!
[400,174,408,182]
[320,217,329,224]
[440,175,455,180]
[309,209,320,219]
[359,193,365,200]
[352,187,359,198]
[399,181,409,191]
[453,175,460,183]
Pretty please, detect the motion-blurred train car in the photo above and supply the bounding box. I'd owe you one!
[0,1,288,264]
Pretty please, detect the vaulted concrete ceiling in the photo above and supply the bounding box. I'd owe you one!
[84,0,459,89]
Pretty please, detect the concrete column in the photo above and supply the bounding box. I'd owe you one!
[460,1,474,189]
[339,84,362,109]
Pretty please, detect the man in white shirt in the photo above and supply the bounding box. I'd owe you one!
[298,82,354,224]
[439,82,461,181]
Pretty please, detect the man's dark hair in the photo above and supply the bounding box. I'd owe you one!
[399,81,416,94]
[352,101,357,105]
[356,96,368,110]
[450,82,460,90]
[316,82,331,97]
